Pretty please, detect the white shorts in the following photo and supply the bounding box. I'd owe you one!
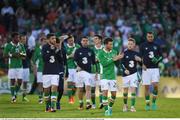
[22,68,30,82]
[76,71,91,88]
[100,80,117,91]
[122,72,138,88]
[37,72,43,83]
[42,75,59,88]
[142,68,160,85]
[67,69,77,82]
[8,68,23,80]
[91,74,101,87]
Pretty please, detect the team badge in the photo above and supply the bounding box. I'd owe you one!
[145,47,148,50]
[88,52,91,56]
[153,46,157,50]
[126,56,129,58]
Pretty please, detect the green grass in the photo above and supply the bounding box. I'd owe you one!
[0,94,180,118]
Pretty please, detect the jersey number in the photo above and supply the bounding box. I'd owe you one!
[129,60,134,68]
[148,51,154,58]
[49,56,55,63]
[82,57,88,64]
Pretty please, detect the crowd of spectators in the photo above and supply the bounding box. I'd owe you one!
[0,0,179,77]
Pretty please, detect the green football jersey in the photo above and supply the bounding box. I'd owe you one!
[65,43,80,69]
[91,45,103,73]
[98,49,117,80]
[3,42,26,68]
[32,44,44,72]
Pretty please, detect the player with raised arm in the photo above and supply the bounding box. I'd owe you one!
[91,35,104,109]
[98,37,123,116]
[74,36,97,110]
[140,32,162,111]
[42,33,63,112]
[3,32,26,103]
[65,35,80,104]
[121,38,142,112]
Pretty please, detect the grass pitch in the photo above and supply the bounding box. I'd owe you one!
[0,94,180,118]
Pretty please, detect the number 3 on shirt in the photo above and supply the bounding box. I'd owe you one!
[148,51,154,58]
[129,60,134,68]
[49,56,55,63]
[82,57,88,64]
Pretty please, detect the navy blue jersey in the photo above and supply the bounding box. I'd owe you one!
[122,50,140,77]
[42,43,65,75]
[74,47,96,73]
[22,44,30,68]
[139,41,162,68]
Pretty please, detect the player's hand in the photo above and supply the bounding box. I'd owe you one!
[68,53,74,58]
[142,64,147,71]
[76,66,81,72]
[135,55,141,62]
[125,69,130,75]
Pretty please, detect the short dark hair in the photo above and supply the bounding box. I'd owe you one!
[104,37,113,45]
[11,32,19,38]
[128,38,136,43]
[94,34,102,41]
[147,31,153,34]
[81,36,88,40]
[47,33,55,39]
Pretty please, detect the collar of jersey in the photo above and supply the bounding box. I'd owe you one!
[95,45,103,50]
[10,41,20,46]
[67,43,75,48]
[103,48,112,53]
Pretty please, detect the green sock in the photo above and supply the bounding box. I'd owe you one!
[67,84,73,98]
[102,96,108,111]
[131,93,136,106]
[99,87,102,103]
[10,86,15,96]
[44,92,50,108]
[152,89,158,104]
[39,91,43,99]
[123,93,128,104]
[145,95,150,106]
[72,86,76,96]
[109,96,116,107]
[99,94,102,104]
[51,91,57,109]
[91,88,96,105]
[15,85,21,94]
[22,89,27,98]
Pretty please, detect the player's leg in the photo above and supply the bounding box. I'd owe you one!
[77,87,84,109]
[108,80,117,115]
[22,68,30,102]
[37,72,43,104]
[44,87,51,112]
[67,81,74,103]
[151,68,160,110]
[10,79,16,103]
[129,73,138,112]
[151,82,158,110]
[50,75,59,112]
[43,75,51,112]
[8,69,16,102]
[142,69,151,111]
[99,86,103,109]
[90,74,96,109]
[123,88,128,112]
[57,73,64,110]
[130,87,136,112]
[122,76,129,112]
[85,85,91,109]
[15,69,23,97]
[101,80,109,116]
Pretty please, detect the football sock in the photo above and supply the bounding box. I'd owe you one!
[10,86,15,96]
[91,87,96,105]
[44,92,50,109]
[99,87,103,104]
[145,95,150,106]
[123,93,128,104]
[109,96,116,107]
[51,91,57,109]
[102,96,108,111]
[131,93,136,106]
[152,88,158,104]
